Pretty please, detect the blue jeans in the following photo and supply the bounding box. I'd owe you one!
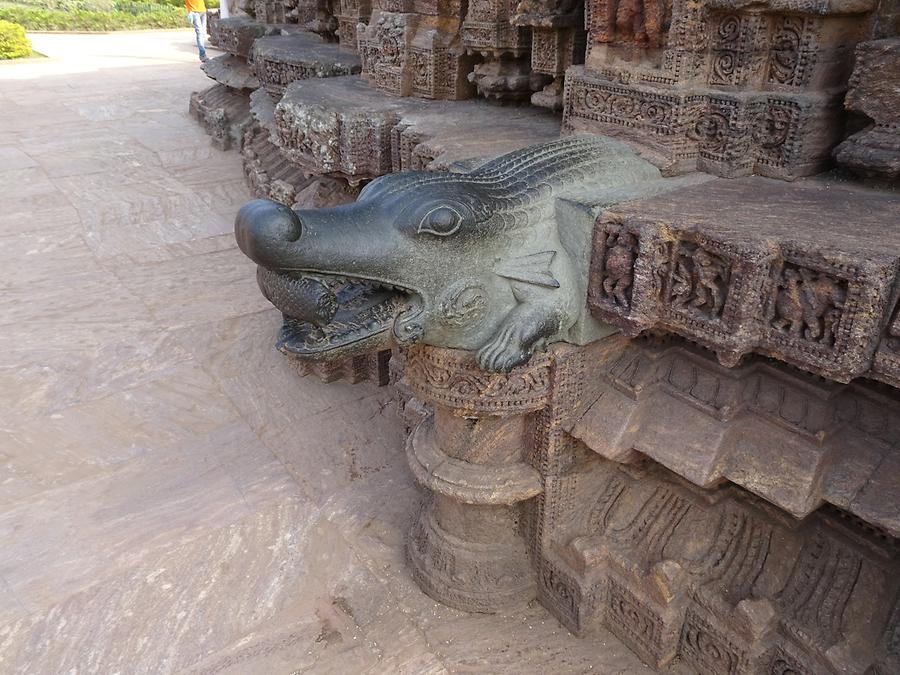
[188,11,207,59]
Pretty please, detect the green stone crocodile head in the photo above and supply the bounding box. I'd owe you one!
[235,136,662,371]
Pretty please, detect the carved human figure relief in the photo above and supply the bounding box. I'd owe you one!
[669,243,729,319]
[771,264,846,347]
[601,231,638,309]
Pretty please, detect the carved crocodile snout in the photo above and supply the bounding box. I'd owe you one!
[235,199,303,271]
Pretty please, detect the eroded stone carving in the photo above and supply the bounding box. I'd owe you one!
[513,339,900,674]
[251,33,362,97]
[569,336,900,532]
[834,38,900,182]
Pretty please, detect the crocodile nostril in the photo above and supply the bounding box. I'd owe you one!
[234,199,303,267]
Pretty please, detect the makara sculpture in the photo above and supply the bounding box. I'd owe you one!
[236,135,691,371]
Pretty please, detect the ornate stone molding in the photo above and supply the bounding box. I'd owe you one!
[404,345,553,414]
[534,454,900,674]
[272,75,561,182]
[568,337,900,534]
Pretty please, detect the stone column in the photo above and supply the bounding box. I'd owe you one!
[403,345,550,612]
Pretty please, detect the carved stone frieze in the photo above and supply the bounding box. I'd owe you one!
[272,75,561,182]
[587,176,900,384]
[357,11,474,99]
[241,120,360,209]
[404,344,553,413]
[335,0,371,47]
[463,0,531,55]
[564,0,879,178]
[533,427,900,673]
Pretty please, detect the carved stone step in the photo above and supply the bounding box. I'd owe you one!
[201,54,260,90]
[272,74,561,182]
[586,176,900,386]
[208,16,270,58]
[188,83,252,151]
[251,33,362,97]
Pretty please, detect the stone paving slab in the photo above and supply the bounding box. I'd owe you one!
[0,31,654,674]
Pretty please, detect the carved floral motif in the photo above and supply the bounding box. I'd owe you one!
[404,345,553,412]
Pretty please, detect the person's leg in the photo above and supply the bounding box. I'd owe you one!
[188,12,206,60]
[198,12,207,54]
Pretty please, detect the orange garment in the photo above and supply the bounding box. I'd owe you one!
[185,0,206,12]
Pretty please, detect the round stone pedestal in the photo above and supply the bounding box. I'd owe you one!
[403,345,550,613]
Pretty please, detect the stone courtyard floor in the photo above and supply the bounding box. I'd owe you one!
[0,31,653,674]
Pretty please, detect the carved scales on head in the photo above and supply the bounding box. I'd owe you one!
[235,136,661,371]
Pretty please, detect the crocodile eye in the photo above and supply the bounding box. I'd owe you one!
[417,206,462,237]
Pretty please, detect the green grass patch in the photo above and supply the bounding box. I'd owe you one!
[0,0,219,32]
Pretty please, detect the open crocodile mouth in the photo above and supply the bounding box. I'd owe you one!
[256,267,420,358]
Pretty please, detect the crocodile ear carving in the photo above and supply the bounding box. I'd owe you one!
[495,251,560,288]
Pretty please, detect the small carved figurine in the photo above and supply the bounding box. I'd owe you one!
[602,232,638,309]
[772,266,845,346]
